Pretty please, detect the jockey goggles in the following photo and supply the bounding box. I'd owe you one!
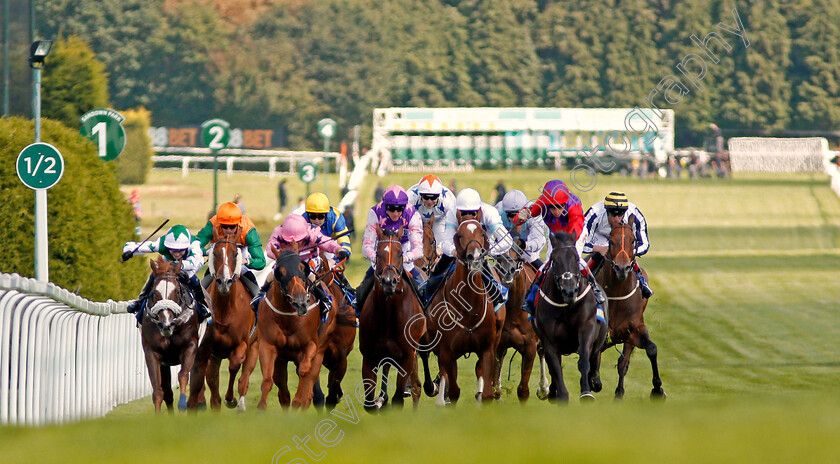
[546,204,566,214]
[420,194,439,201]
[308,212,327,220]
[607,209,626,217]
[505,211,519,219]
[461,210,478,217]
[386,204,405,212]
[220,223,237,231]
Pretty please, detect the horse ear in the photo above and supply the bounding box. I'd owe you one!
[475,208,483,222]
[428,214,435,226]
[290,241,299,252]
[271,243,281,258]
[456,210,463,224]
[572,230,578,242]
[375,224,383,238]
[150,258,158,272]
[549,232,559,249]
[397,224,404,238]
[172,260,182,274]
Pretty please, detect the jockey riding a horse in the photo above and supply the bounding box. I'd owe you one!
[253,214,349,316]
[355,185,424,316]
[424,188,512,310]
[518,180,606,321]
[580,191,653,298]
[407,174,456,248]
[495,189,547,268]
[123,224,211,323]
[195,201,266,300]
[303,192,356,300]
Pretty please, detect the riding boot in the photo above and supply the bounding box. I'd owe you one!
[127,274,154,315]
[633,261,653,298]
[250,280,272,314]
[530,258,543,269]
[335,272,356,297]
[423,255,454,304]
[481,263,508,310]
[313,283,332,316]
[186,275,212,322]
[583,269,606,323]
[522,280,539,317]
[240,269,261,298]
[586,252,606,276]
[354,268,375,318]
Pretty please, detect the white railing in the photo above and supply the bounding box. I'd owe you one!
[0,273,165,426]
[152,147,339,178]
[825,154,840,198]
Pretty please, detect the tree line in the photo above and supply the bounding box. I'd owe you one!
[18,0,840,149]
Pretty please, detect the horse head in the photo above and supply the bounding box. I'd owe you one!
[147,257,191,337]
[272,247,312,316]
[455,210,486,273]
[549,232,582,305]
[375,225,404,296]
[608,224,636,281]
[417,215,438,275]
[209,239,242,294]
[494,250,523,287]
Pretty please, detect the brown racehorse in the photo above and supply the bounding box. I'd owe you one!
[359,225,425,411]
[415,215,438,277]
[595,223,665,399]
[534,232,607,402]
[187,230,256,411]
[427,211,503,404]
[140,257,198,413]
[312,250,357,407]
[253,247,325,409]
[493,244,538,401]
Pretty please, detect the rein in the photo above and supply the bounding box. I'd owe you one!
[267,274,317,316]
[607,281,639,300]
[539,283,592,308]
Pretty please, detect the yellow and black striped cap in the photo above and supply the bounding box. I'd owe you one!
[604,191,628,210]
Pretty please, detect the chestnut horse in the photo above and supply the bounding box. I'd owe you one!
[596,223,665,399]
[534,232,607,402]
[415,215,438,276]
[140,257,198,413]
[493,244,539,401]
[427,212,503,405]
[254,248,325,409]
[359,225,425,410]
[187,232,255,411]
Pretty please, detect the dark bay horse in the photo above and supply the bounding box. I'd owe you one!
[427,212,503,405]
[140,257,199,413]
[597,223,665,399]
[253,248,324,409]
[415,215,438,277]
[187,230,256,411]
[358,225,425,410]
[534,232,607,402]
[493,244,539,401]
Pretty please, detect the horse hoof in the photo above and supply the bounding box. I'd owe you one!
[580,392,595,402]
[236,397,247,412]
[225,398,237,409]
[536,388,549,401]
[178,394,188,412]
[424,382,439,397]
[590,379,603,393]
[197,402,208,411]
[651,388,667,400]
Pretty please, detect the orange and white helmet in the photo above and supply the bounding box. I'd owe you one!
[217,202,242,225]
[417,175,443,195]
[280,214,310,242]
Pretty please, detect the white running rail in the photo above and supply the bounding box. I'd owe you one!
[0,272,168,426]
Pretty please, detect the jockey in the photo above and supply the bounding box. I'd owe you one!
[122,225,211,323]
[424,188,512,309]
[194,201,266,299]
[303,192,355,297]
[406,174,456,246]
[518,180,606,322]
[581,191,653,298]
[495,189,547,268]
[252,214,350,314]
[355,185,424,316]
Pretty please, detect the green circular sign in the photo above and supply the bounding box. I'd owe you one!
[17,143,65,190]
[201,119,230,150]
[80,108,126,161]
[317,118,337,140]
[298,162,318,183]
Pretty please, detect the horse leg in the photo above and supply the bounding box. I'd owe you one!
[325,353,348,408]
[236,337,259,411]
[292,341,321,409]
[493,347,506,400]
[542,342,568,402]
[588,350,603,394]
[276,359,291,408]
[361,358,378,412]
[445,353,461,404]
[474,359,483,400]
[144,351,164,413]
[435,350,455,407]
[518,342,537,402]
[479,347,496,402]
[577,325,598,400]
[409,354,422,407]
[392,359,410,409]
[257,342,278,410]
[224,341,248,409]
[178,341,197,411]
[615,342,634,399]
[536,342,550,400]
[160,365,174,413]
[375,364,390,408]
[187,341,211,410]
[639,328,666,399]
[419,348,438,397]
[206,355,223,410]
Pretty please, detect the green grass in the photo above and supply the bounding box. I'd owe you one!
[4,169,840,463]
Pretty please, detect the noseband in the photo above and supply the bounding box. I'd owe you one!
[148,272,188,319]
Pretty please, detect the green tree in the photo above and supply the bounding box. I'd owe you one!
[41,36,111,129]
[114,107,154,184]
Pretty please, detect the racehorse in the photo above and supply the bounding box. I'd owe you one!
[312,250,357,407]
[596,223,665,399]
[534,232,607,402]
[253,247,324,409]
[493,244,539,401]
[426,211,503,404]
[415,215,438,277]
[358,225,426,410]
[140,257,199,413]
[187,230,256,411]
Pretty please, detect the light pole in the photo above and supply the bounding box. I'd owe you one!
[30,39,52,281]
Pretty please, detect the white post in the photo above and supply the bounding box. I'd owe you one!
[33,66,48,282]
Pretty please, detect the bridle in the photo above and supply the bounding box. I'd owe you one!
[208,239,243,279]
[455,219,487,272]
[549,244,585,299]
[268,255,316,316]
[420,222,437,274]
[605,224,636,269]
[374,236,403,286]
